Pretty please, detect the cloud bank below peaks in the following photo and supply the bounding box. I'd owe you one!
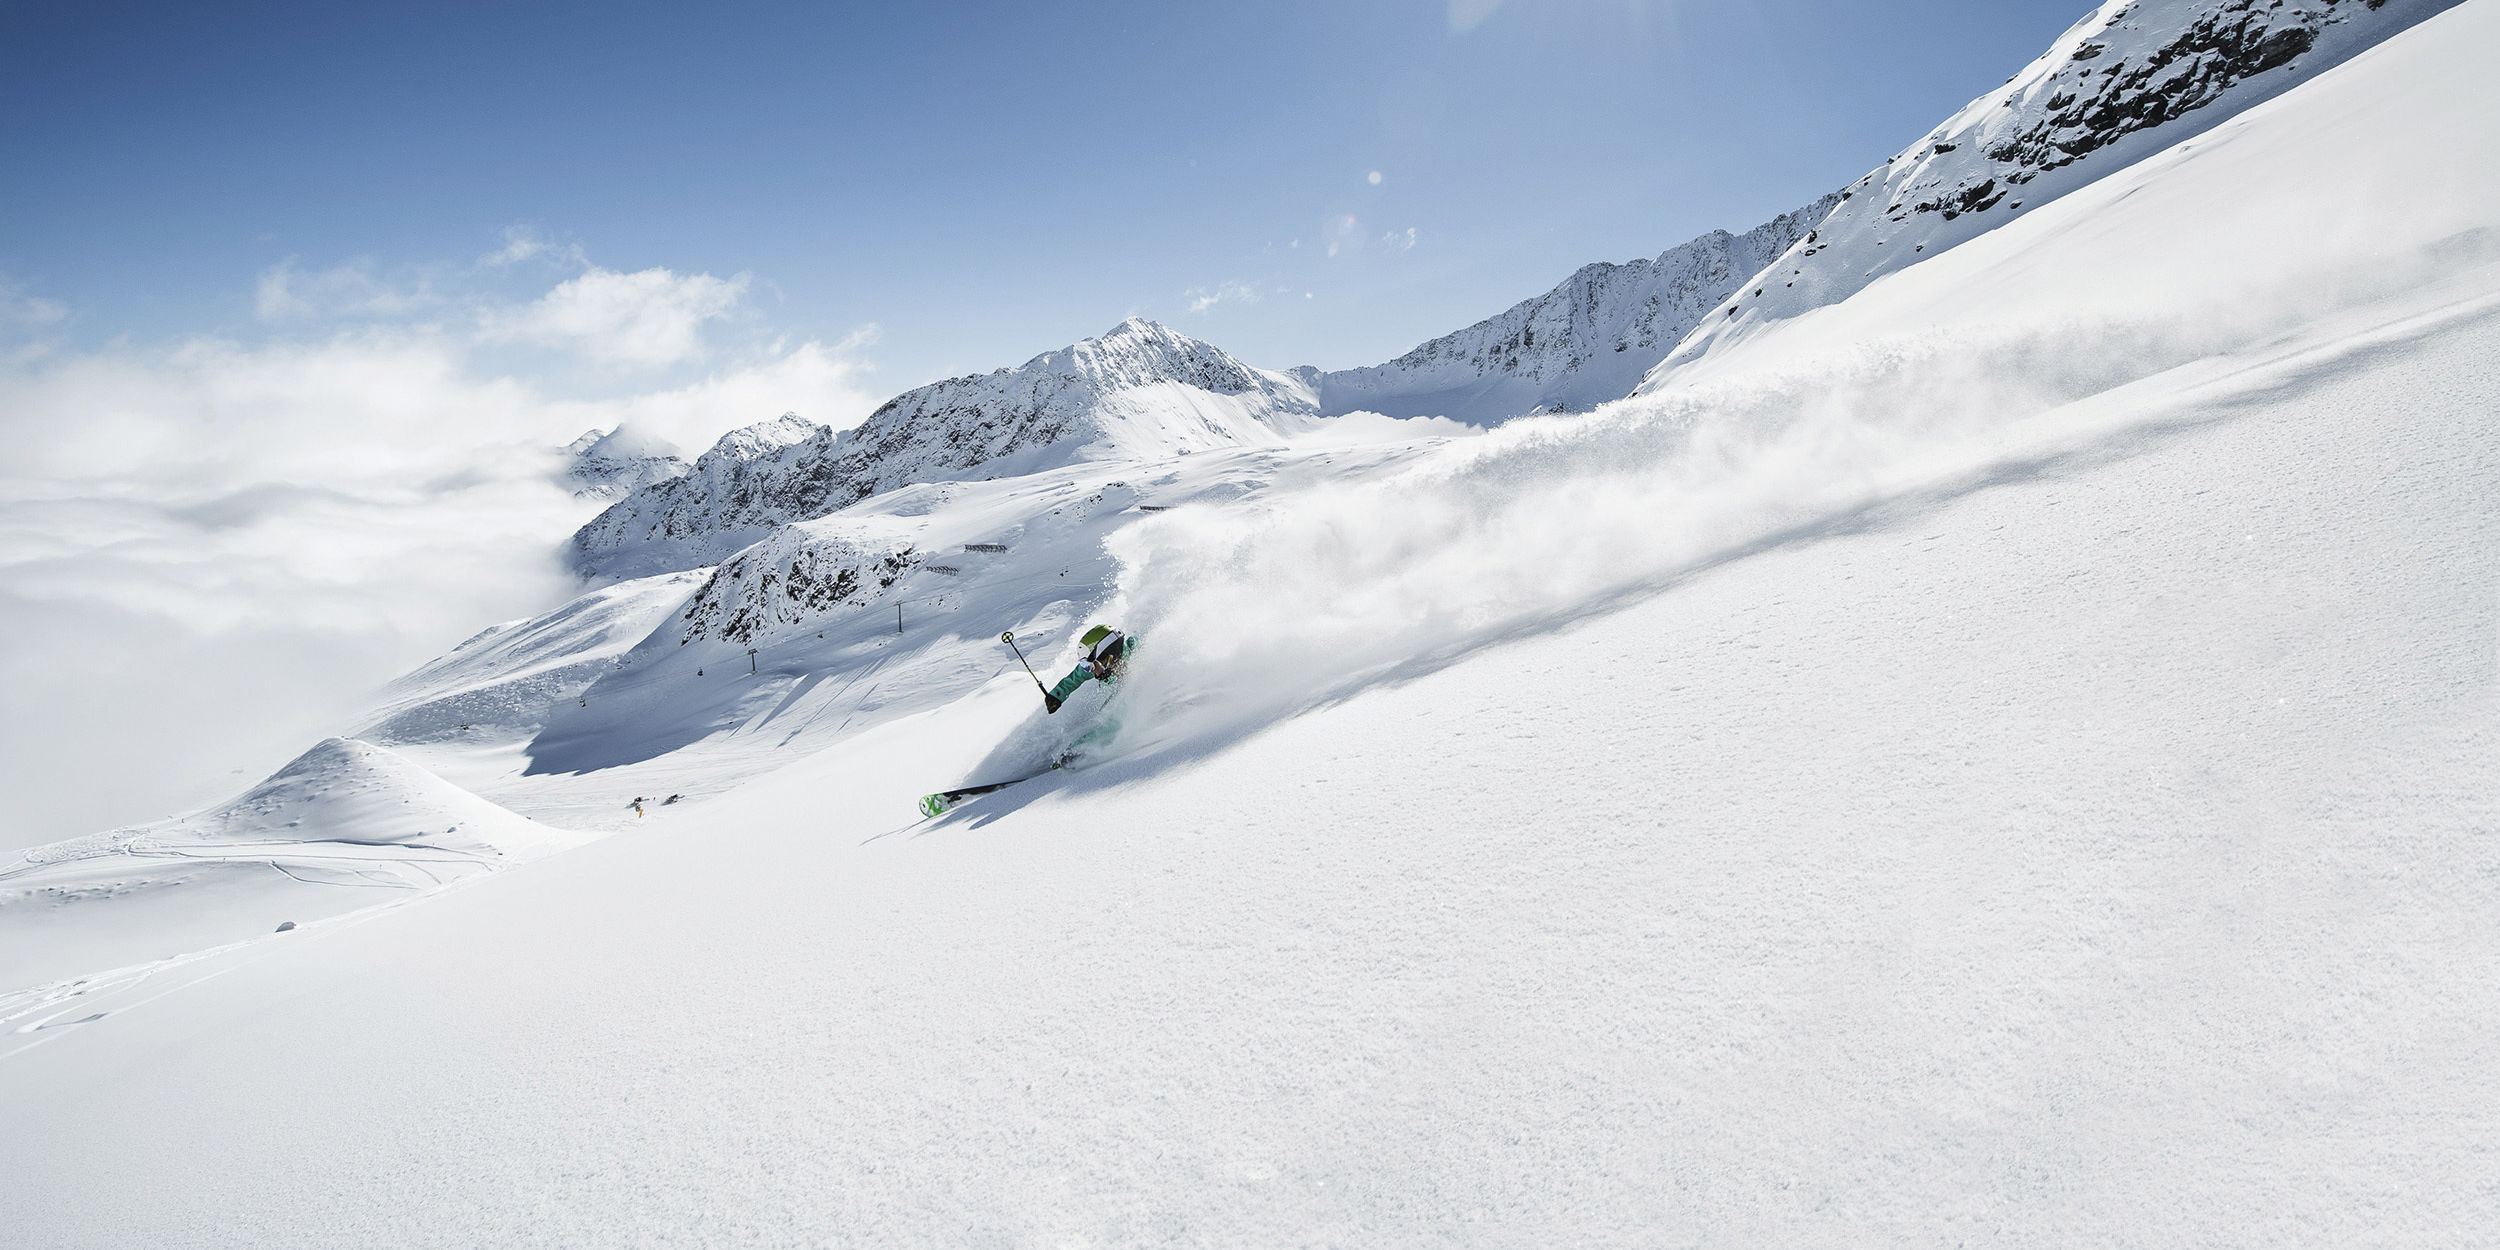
[0,242,881,849]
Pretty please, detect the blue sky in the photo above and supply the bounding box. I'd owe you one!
[6,0,2092,393]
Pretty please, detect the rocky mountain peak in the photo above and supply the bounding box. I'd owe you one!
[706,412,824,461]
[1648,0,2461,381]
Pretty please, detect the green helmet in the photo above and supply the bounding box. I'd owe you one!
[1080,625,1115,648]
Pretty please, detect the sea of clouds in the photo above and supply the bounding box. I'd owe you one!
[0,233,881,849]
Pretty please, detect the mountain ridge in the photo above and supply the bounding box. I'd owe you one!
[1647,0,2465,382]
[1315,194,1842,422]
[568,319,1317,579]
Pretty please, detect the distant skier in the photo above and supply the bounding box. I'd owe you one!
[1044,625,1134,714]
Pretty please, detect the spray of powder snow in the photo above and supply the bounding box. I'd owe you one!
[1079,235,2500,767]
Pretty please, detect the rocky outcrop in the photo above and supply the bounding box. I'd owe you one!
[674,524,920,646]
[1650,0,2461,381]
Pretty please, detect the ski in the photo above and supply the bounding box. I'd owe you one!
[916,761,1063,817]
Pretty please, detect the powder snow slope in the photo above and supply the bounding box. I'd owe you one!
[6,260,2494,1245]
[0,737,581,993]
[1315,194,1839,422]
[4,3,2498,1244]
[356,569,707,747]
[1651,0,2465,379]
[570,319,1317,579]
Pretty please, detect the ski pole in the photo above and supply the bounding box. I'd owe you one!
[1001,631,1050,699]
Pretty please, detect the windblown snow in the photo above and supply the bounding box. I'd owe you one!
[6,1,2498,1245]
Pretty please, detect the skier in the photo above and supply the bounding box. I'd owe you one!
[1044,625,1134,714]
[920,625,1142,818]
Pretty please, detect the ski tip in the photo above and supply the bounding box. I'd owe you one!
[916,794,951,819]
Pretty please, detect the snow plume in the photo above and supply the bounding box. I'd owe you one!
[1098,1,2500,765]
[1100,321,2180,759]
[1107,257,2500,765]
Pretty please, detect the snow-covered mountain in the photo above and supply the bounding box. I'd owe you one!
[569,319,1317,579]
[561,424,689,501]
[567,412,831,579]
[1650,0,2465,378]
[1317,195,1840,423]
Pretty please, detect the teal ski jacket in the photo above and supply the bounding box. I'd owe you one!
[1047,634,1138,706]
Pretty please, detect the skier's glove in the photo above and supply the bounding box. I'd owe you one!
[1044,694,1063,714]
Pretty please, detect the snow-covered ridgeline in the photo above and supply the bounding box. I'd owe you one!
[824,318,1317,506]
[570,319,1316,580]
[567,412,837,580]
[1316,195,1841,423]
[1649,0,2465,380]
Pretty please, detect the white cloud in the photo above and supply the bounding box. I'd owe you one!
[254,258,443,322]
[600,326,883,450]
[1185,282,1262,313]
[0,280,67,329]
[1383,227,1419,252]
[0,268,881,848]
[479,224,583,268]
[1448,0,1504,33]
[481,265,750,369]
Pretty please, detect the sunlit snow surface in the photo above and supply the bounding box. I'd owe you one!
[0,737,583,992]
[5,3,2500,1244]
